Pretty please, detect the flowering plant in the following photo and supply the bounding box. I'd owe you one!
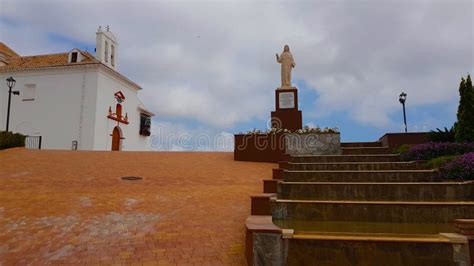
[401,142,474,161]
[440,152,474,180]
[241,125,339,135]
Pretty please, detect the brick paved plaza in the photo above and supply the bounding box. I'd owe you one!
[0,148,275,265]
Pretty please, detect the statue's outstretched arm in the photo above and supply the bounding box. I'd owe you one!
[276,53,282,63]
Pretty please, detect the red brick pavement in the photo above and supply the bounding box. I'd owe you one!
[0,148,275,265]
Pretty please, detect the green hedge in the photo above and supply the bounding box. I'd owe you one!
[425,155,458,169]
[0,131,26,150]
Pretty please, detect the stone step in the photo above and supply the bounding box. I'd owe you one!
[272,220,455,235]
[278,161,289,169]
[291,154,401,163]
[249,217,470,266]
[286,161,425,171]
[277,181,474,201]
[341,142,383,148]
[342,146,391,155]
[271,199,474,223]
[454,219,474,236]
[263,179,279,193]
[284,231,469,266]
[250,193,274,215]
[272,168,284,179]
[283,170,437,182]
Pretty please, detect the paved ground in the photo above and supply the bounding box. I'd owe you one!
[0,148,275,265]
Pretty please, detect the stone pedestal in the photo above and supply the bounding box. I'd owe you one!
[271,87,302,131]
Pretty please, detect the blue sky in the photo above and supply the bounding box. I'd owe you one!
[1,0,471,149]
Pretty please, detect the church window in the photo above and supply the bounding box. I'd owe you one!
[140,114,151,136]
[22,84,36,101]
[111,45,115,66]
[105,41,109,62]
[70,52,78,63]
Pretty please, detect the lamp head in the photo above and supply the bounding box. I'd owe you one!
[6,77,16,89]
[399,92,407,104]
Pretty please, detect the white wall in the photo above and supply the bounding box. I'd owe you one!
[0,65,151,151]
[0,66,99,150]
[93,68,150,151]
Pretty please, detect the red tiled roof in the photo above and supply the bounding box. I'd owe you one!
[0,43,142,90]
[0,51,99,72]
[0,42,19,57]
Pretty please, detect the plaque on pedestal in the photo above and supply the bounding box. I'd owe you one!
[275,87,298,110]
[279,92,294,109]
[271,87,302,131]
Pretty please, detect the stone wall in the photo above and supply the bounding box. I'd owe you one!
[284,133,341,156]
[234,132,341,162]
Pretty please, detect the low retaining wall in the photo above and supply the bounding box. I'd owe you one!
[234,133,341,162]
[234,133,285,163]
[379,132,429,151]
[284,133,341,156]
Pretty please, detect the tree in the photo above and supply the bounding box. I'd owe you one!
[455,74,474,142]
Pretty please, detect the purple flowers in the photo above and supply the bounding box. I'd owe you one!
[402,142,474,161]
[441,152,474,180]
[402,142,474,180]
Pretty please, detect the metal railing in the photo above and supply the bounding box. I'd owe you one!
[25,136,42,150]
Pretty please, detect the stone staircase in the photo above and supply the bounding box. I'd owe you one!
[246,141,474,266]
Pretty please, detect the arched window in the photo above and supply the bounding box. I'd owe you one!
[111,44,115,66]
[105,41,109,62]
[116,103,122,118]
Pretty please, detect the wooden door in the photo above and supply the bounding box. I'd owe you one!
[111,127,121,151]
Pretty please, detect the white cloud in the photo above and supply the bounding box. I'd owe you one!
[0,0,472,131]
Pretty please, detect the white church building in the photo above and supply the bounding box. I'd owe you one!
[0,26,154,151]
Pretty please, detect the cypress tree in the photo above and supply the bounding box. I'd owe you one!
[466,75,474,141]
[455,75,474,142]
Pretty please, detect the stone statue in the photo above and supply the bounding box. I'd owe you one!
[276,45,295,88]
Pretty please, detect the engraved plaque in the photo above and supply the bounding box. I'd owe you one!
[279,92,295,109]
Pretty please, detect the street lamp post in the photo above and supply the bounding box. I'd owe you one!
[399,92,407,133]
[5,77,19,132]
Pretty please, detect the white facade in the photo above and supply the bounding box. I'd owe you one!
[0,28,153,151]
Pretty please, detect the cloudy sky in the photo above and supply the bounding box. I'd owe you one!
[1,0,472,150]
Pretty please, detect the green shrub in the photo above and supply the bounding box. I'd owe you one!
[425,155,458,169]
[393,144,412,154]
[428,126,455,143]
[0,131,26,150]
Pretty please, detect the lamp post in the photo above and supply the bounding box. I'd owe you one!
[5,77,19,132]
[399,92,407,133]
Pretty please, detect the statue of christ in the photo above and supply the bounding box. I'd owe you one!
[276,44,295,88]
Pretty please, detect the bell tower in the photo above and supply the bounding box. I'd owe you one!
[96,25,118,70]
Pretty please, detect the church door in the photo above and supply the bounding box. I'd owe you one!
[111,126,121,151]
